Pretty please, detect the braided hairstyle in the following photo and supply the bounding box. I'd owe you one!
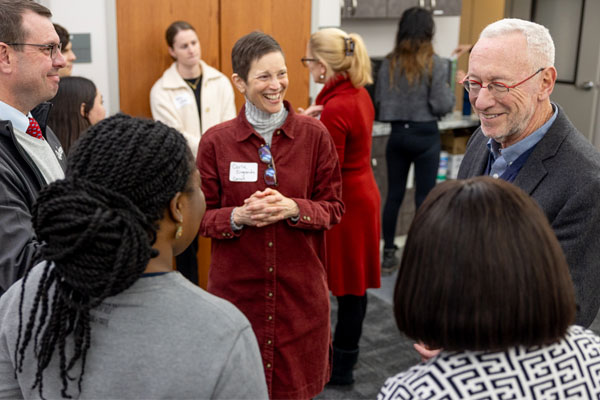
[14,114,194,398]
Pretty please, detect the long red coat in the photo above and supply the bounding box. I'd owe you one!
[316,77,381,296]
[198,102,344,399]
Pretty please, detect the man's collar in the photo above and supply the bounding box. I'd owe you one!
[487,103,558,162]
[0,100,29,132]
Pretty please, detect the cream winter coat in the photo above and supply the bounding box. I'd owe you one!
[150,60,236,158]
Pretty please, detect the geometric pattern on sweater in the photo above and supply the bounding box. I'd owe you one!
[378,326,600,400]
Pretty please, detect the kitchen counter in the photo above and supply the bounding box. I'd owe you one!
[372,111,480,136]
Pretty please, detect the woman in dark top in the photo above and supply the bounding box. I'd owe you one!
[375,7,454,274]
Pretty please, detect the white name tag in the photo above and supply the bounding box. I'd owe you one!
[174,94,193,109]
[229,162,258,182]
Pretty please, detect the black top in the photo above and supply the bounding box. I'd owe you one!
[184,75,203,131]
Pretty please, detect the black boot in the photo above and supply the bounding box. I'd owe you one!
[328,347,359,386]
[381,245,400,275]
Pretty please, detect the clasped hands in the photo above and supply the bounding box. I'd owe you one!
[233,188,300,228]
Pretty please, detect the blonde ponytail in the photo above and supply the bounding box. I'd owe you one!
[309,28,373,88]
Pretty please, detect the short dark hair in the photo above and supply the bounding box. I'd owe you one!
[53,23,70,47]
[231,31,283,82]
[394,177,575,351]
[165,20,195,48]
[0,0,52,44]
[48,76,97,154]
[15,114,195,398]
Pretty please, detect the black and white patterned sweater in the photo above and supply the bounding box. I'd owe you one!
[379,326,600,399]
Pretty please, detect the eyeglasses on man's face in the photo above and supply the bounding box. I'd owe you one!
[462,67,546,99]
[258,144,277,186]
[4,42,62,59]
[301,57,318,68]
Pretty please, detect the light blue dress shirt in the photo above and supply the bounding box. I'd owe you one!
[487,104,558,178]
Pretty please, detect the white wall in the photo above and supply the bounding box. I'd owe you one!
[38,0,120,115]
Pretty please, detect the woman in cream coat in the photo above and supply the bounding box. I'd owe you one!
[150,21,236,159]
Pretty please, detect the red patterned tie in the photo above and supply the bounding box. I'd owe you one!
[26,117,44,140]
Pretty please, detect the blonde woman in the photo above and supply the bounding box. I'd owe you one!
[302,28,380,385]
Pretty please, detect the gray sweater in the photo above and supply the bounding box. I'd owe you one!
[0,265,269,399]
[375,54,455,122]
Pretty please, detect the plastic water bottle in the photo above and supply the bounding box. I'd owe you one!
[437,151,449,182]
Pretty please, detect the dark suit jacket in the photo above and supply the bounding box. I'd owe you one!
[0,103,66,295]
[458,105,600,328]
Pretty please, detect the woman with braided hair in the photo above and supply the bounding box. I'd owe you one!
[0,114,268,399]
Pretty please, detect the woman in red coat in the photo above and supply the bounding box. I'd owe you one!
[301,28,381,385]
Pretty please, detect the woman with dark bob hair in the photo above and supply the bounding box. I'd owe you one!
[47,76,106,154]
[198,31,344,399]
[0,114,268,399]
[379,177,600,399]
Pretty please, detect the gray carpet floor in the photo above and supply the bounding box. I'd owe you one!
[316,271,600,400]
[316,291,419,399]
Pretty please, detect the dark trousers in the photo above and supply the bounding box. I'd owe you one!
[333,294,368,351]
[175,233,199,285]
[382,121,440,249]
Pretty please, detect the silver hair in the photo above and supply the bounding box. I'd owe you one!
[480,18,555,67]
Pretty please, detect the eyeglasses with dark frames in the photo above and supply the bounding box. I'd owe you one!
[462,67,546,99]
[4,42,62,59]
[301,57,319,67]
[258,144,277,186]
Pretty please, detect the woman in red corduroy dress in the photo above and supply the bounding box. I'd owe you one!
[301,27,381,385]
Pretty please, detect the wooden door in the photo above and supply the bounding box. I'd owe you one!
[116,0,220,117]
[220,0,311,111]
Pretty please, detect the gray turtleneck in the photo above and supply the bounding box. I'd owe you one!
[244,100,288,146]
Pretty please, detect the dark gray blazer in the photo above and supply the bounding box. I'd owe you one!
[458,105,600,328]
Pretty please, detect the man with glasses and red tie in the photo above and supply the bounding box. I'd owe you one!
[457,18,600,328]
[0,0,67,295]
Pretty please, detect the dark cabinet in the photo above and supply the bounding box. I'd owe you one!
[429,0,462,16]
[387,0,419,18]
[371,135,388,198]
[342,0,461,19]
[341,0,387,18]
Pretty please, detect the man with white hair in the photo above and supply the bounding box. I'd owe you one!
[458,18,600,328]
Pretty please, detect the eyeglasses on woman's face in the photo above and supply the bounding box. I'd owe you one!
[462,67,546,99]
[301,57,318,68]
[258,144,277,186]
